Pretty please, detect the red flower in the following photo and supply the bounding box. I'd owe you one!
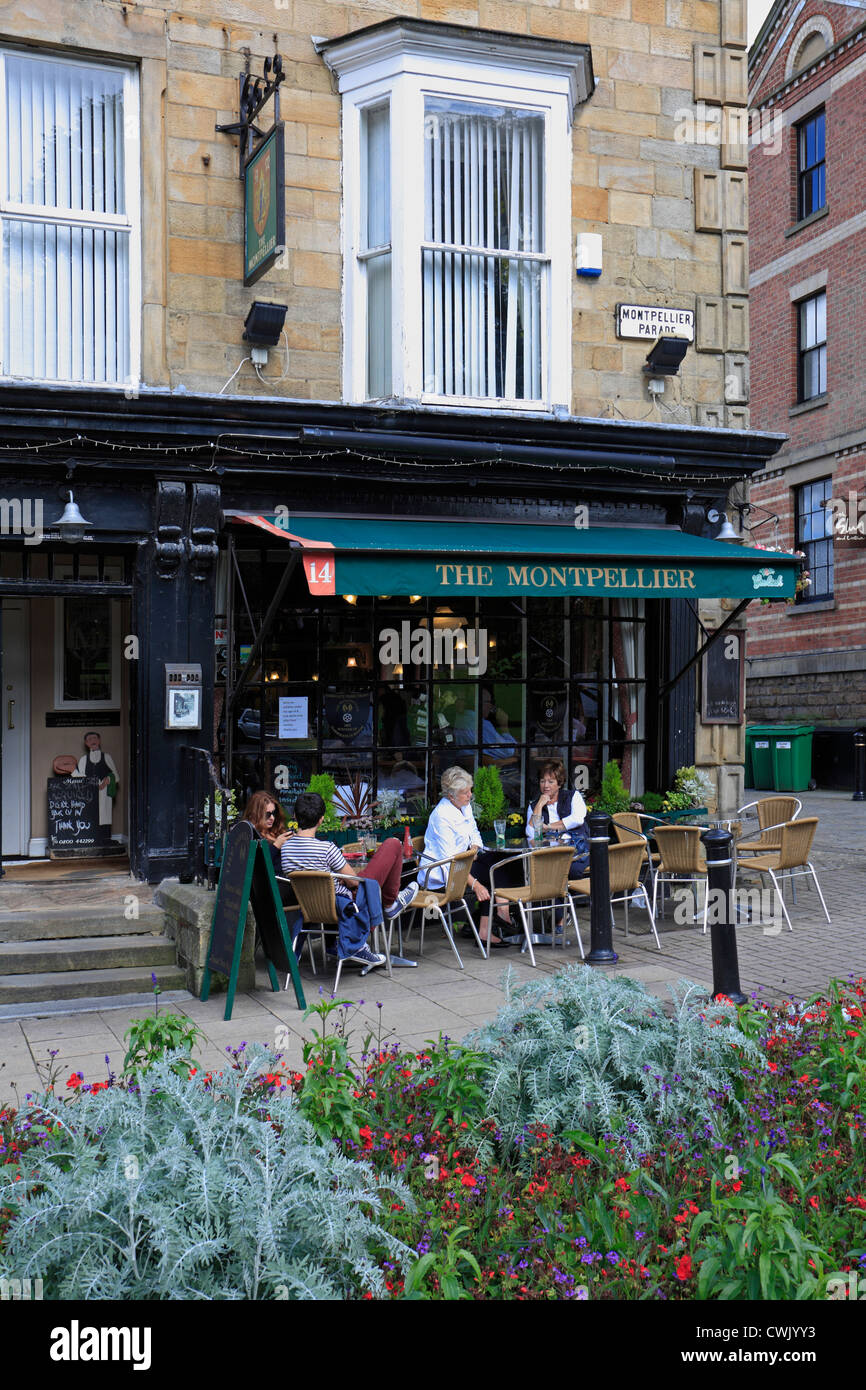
[461,1173,477,1188]
[66,1072,84,1089]
[675,1254,693,1281]
[808,1196,819,1209]
[614,1177,631,1191]
[767,1062,778,1072]
[731,1181,742,1192]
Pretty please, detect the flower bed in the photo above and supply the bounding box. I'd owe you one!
[1,973,864,1300]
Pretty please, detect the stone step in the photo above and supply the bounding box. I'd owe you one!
[0,963,187,1006]
[0,934,177,977]
[0,906,165,943]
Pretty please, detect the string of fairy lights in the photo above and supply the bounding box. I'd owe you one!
[0,432,750,486]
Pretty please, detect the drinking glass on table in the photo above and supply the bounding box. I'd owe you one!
[494,818,507,847]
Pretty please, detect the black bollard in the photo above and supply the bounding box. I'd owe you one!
[586,810,617,964]
[701,826,746,1005]
[853,730,866,802]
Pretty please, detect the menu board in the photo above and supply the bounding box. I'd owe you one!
[702,630,744,724]
[47,777,100,848]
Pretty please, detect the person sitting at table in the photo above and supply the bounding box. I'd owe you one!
[280,793,419,920]
[526,758,590,872]
[243,790,291,873]
[419,765,514,949]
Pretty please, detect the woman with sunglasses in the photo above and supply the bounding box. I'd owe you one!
[242,790,290,871]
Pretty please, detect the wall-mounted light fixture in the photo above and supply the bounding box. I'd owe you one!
[47,490,93,543]
[644,336,689,397]
[342,594,358,605]
[243,301,288,365]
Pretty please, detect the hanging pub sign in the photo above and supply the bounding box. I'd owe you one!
[243,123,285,286]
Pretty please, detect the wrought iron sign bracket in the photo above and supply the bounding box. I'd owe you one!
[216,53,285,179]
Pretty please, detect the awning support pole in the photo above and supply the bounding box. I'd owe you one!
[659,598,751,699]
[229,549,300,716]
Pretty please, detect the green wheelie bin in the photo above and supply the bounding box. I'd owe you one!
[745,725,776,790]
[770,724,815,792]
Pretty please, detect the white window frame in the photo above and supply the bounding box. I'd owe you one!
[320,24,591,412]
[0,47,140,390]
[53,597,122,710]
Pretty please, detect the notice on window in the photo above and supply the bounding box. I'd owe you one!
[278,696,308,740]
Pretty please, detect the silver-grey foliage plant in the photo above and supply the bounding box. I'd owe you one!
[0,1047,412,1300]
[465,967,764,1153]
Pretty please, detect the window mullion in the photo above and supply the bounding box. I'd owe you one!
[394,78,424,400]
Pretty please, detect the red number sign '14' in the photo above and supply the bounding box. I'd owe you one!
[305,554,336,595]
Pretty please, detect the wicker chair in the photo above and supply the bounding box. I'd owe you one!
[569,840,661,950]
[288,870,391,989]
[651,825,709,931]
[489,847,583,966]
[409,848,483,967]
[736,817,829,932]
[611,812,660,880]
[735,797,803,855]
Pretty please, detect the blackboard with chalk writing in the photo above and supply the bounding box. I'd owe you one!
[702,630,744,725]
[48,777,100,847]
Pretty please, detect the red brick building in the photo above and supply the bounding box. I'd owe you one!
[745,0,866,761]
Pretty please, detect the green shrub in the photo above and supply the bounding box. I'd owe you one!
[464,966,763,1154]
[305,772,341,833]
[592,760,631,816]
[637,791,665,814]
[472,765,506,827]
[0,1048,411,1300]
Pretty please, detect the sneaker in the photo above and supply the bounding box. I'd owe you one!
[345,944,386,967]
[385,882,419,919]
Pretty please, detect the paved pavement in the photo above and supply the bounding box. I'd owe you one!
[1,791,864,1104]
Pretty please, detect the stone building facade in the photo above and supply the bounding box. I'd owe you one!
[745,0,866,740]
[0,0,789,878]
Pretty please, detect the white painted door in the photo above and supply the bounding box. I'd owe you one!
[2,601,30,857]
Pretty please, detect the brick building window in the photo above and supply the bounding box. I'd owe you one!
[319,21,591,410]
[797,109,825,220]
[797,291,826,401]
[0,49,140,386]
[795,478,833,603]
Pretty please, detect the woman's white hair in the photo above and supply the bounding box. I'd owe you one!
[441,765,473,798]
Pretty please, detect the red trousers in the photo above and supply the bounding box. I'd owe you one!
[357,836,404,906]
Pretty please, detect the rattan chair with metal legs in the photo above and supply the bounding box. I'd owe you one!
[407,848,483,968]
[288,870,392,989]
[569,840,661,950]
[490,846,584,967]
[611,812,660,882]
[651,825,709,932]
[736,817,829,932]
[734,797,802,854]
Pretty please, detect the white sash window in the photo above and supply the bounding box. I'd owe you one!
[0,50,139,387]
[321,22,591,412]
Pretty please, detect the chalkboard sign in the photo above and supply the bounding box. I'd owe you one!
[701,629,744,725]
[47,777,100,848]
[201,821,305,1020]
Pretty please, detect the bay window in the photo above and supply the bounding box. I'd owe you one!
[319,21,592,410]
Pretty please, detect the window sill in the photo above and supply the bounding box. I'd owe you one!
[785,205,829,238]
[789,394,828,417]
[789,598,835,614]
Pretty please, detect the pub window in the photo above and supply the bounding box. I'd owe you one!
[54,597,121,707]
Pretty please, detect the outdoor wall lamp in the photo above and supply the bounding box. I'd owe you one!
[47,490,93,543]
[644,336,689,396]
[242,301,288,363]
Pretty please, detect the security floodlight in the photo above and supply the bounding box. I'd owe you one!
[643,335,690,376]
[242,301,288,347]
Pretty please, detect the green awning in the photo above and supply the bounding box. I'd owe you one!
[226,512,800,600]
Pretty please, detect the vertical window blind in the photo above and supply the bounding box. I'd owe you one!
[422,100,546,402]
[1,53,132,384]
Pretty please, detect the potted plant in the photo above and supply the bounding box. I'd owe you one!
[472,764,506,828]
[304,772,344,839]
[590,760,632,817]
[662,765,714,819]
